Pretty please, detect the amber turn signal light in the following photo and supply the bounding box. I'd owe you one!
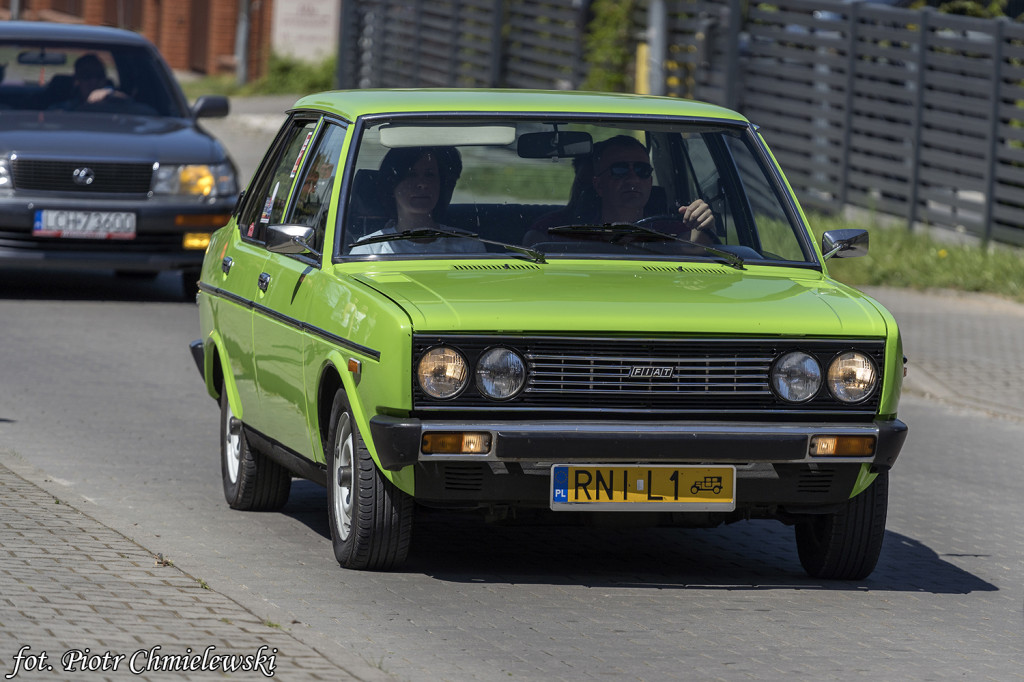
[810,435,876,457]
[422,432,492,455]
[182,232,212,250]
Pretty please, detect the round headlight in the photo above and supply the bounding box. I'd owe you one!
[417,346,469,399]
[475,347,527,400]
[771,351,822,403]
[827,352,877,403]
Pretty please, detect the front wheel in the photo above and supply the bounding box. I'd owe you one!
[326,390,413,570]
[220,393,291,511]
[795,470,889,580]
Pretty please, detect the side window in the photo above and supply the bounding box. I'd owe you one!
[236,118,319,242]
[287,123,347,255]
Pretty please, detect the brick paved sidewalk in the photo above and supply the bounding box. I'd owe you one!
[0,457,387,681]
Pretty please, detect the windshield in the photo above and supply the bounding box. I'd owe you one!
[0,40,185,117]
[341,116,812,265]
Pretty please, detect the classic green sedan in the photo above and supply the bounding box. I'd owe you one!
[191,89,908,579]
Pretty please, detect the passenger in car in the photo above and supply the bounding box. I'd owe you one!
[524,135,715,246]
[349,146,485,255]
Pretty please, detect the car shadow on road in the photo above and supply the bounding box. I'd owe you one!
[280,485,994,595]
[0,268,190,302]
[409,515,995,594]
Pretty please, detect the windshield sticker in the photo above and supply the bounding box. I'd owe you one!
[290,131,315,178]
[260,182,280,224]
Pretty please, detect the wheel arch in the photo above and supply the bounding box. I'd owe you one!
[316,352,415,495]
[203,331,242,419]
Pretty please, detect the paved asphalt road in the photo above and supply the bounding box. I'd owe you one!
[0,96,1022,680]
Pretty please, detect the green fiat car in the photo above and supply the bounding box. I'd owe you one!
[191,90,907,580]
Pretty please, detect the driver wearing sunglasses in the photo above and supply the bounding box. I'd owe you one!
[592,135,715,242]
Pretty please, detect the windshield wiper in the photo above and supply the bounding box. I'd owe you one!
[547,223,744,269]
[350,227,547,264]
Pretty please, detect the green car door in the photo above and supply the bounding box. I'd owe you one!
[252,119,348,458]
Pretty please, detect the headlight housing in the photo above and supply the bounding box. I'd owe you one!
[827,351,878,403]
[152,162,237,197]
[0,158,10,188]
[475,347,527,400]
[771,351,822,403]
[417,346,469,399]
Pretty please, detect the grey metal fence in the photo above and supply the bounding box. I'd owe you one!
[339,0,1024,246]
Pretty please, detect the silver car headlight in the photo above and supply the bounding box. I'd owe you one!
[417,346,469,399]
[152,162,237,197]
[827,351,877,403]
[475,347,527,400]
[771,351,822,403]
[0,158,10,188]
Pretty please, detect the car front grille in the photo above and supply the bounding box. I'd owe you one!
[413,336,886,416]
[11,159,153,194]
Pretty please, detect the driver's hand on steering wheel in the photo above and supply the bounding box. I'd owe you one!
[677,199,715,244]
[86,86,127,104]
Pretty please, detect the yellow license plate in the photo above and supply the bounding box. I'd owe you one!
[550,465,736,511]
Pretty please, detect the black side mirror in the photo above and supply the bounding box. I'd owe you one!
[192,95,230,119]
[821,228,869,260]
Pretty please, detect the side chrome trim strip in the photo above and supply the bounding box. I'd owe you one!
[200,282,382,361]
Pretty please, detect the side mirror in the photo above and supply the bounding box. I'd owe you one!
[266,224,318,256]
[821,228,869,260]
[192,95,230,119]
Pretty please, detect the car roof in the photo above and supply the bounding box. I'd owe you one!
[0,20,154,47]
[290,89,749,124]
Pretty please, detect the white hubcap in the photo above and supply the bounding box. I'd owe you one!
[333,413,354,541]
[223,402,241,484]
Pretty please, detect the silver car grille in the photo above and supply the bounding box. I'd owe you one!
[412,336,886,415]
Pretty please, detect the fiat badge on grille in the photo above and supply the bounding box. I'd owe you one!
[629,366,674,378]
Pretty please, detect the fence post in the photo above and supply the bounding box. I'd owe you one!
[450,0,461,85]
[335,0,360,89]
[982,17,1006,246]
[838,1,861,210]
[724,0,742,111]
[573,0,593,90]
[647,0,668,96]
[489,0,505,87]
[906,8,930,232]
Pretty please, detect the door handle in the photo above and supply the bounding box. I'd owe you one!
[257,272,271,292]
[221,256,234,274]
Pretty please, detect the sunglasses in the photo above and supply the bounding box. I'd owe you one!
[598,161,654,180]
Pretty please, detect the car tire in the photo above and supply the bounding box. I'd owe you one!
[220,393,291,511]
[326,389,413,570]
[795,470,889,580]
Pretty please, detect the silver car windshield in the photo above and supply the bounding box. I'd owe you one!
[342,117,812,265]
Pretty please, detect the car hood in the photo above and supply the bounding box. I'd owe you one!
[0,111,225,164]
[351,262,891,337]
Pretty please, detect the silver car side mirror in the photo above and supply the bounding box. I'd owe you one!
[266,224,320,258]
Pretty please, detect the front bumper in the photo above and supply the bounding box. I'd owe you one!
[368,417,908,472]
[0,195,233,272]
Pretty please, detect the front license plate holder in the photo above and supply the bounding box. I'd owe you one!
[550,464,736,512]
[34,210,137,239]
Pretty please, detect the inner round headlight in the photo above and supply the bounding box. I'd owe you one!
[417,346,469,399]
[827,352,877,403]
[771,351,822,403]
[475,347,527,400]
